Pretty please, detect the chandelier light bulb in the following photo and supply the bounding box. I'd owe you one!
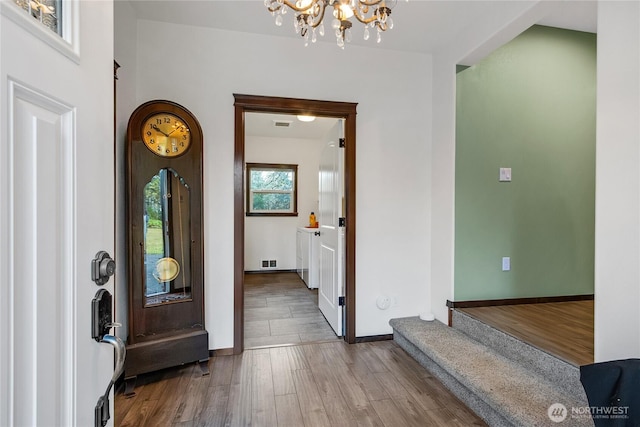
[338,3,354,19]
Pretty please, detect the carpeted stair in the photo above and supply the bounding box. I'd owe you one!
[390,312,593,427]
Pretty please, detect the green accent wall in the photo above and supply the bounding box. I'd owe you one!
[454,25,596,301]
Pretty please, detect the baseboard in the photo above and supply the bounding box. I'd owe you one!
[355,334,394,343]
[210,347,234,357]
[244,269,297,274]
[446,294,594,309]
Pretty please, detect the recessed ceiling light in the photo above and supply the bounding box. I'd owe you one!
[297,115,316,122]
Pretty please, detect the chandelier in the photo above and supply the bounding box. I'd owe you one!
[264,0,400,48]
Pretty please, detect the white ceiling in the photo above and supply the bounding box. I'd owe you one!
[127,0,597,55]
[125,0,597,137]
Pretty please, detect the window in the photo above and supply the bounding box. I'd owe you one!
[15,0,63,35]
[246,163,298,216]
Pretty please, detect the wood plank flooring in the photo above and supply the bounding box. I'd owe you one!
[459,300,594,366]
[244,272,339,348]
[115,340,487,427]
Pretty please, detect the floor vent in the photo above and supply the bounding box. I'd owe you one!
[261,260,277,269]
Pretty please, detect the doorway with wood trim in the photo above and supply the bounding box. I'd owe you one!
[233,94,357,354]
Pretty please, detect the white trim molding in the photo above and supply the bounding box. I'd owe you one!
[0,0,80,63]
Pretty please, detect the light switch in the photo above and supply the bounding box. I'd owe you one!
[499,167,512,182]
[502,257,511,271]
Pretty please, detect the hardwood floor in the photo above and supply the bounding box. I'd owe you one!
[459,300,594,366]
[115,340,487,427]
[244,272,339,348]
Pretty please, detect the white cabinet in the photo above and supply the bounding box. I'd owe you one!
[296,227,319,289]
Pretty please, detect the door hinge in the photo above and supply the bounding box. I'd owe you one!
[338,217,346,227]
[339,138,345,148]
[338,296,346,306]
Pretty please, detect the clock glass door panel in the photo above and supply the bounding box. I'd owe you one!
[143,168,192,306]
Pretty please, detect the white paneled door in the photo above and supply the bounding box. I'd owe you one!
[1,2,115,426]
[318,120,345,336]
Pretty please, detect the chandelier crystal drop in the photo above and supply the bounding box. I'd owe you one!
[264,0,403,48]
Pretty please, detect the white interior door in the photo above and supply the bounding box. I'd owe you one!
[0,2,115,426]
[318,120,345,336]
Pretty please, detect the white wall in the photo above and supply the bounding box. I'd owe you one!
[245,134,326,271]
[594,1,640,362]
[134,20,432,347]
[114,0,139,341]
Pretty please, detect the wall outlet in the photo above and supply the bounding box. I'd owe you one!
[269,260,277,268]
[502,257,511,271]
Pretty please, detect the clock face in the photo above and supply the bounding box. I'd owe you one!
[142,113,191,157]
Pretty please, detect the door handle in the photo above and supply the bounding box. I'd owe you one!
[95,334,126,427]
[91,282,125,426]
[102,334,126,384]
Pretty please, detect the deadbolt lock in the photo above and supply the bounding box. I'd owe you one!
[92,250,115,286]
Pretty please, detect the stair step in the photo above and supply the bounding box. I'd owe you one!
[390,316,592,427]
[451,309,586,402]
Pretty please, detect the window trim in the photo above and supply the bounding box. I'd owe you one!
[245,163,298,217]
[1,0,80,63]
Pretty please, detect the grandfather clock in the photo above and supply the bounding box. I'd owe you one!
[124,100,208,393]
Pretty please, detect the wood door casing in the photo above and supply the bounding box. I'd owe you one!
[233,94,357,354]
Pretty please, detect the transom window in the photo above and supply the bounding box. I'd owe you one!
[246,163,298,216]
[15,0,62,35]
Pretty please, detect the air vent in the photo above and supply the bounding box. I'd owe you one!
[273,120,292,127]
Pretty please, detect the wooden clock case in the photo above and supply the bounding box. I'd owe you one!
[124,100,208,391]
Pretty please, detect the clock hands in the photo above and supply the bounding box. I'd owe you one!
[167,125,185,137]
[152,124,169,137]
[153,123,187,138]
